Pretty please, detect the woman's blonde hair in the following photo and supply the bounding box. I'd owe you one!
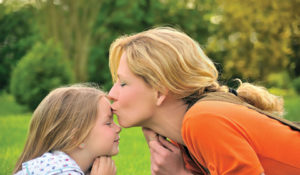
[13,84,106,173]
[109,27,283,115]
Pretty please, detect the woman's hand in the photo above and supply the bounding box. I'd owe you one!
[90,156,116,175]
[142,127,193,175]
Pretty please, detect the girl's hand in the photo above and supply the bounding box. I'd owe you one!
[90,156,116,175]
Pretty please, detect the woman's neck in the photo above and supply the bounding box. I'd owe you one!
[143,96,188,145]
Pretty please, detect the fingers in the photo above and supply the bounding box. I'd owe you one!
[158,135,178,152]
[142,127,177,153]
[91,157,100,174]
[91,156,116,175]
[99,156,115,170]
[148,140,187,175]
[149,140,168,154]
[142,127,158,144]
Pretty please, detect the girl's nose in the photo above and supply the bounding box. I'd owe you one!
[115,123,122,133]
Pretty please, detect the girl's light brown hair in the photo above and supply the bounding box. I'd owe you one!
[109,27,283,116]
[13,84,106,173]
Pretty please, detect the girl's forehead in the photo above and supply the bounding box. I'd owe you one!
[98,97,112,116]
[100,96,111,105]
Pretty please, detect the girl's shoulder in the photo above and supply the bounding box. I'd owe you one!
[15,151,84,175]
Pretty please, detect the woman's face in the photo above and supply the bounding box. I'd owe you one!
[108,53,157,128]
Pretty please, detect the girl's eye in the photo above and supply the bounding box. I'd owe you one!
[106,122,112,126]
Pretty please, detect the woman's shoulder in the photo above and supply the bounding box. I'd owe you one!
[185,100,249,119]
[182,100,264,135]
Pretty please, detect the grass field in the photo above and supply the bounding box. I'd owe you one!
[0,92,299,175]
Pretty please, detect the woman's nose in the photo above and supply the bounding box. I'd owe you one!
[108,83,118,102]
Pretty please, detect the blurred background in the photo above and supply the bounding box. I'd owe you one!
[1,0,300,110]
[0,0,299,174]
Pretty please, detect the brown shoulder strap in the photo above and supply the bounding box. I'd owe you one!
[197,92,300,132]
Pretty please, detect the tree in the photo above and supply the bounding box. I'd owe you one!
[35,0,102,82]
[88,0,213,90]
[206,0,300,81]
[0,3,37,90]
[10,40,74,110]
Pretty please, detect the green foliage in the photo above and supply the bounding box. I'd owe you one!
[284,96,300,121]
[268,87,297,98]
[1,0,299,92]
[292,77,300,94]
[0,4,38,90]
[266,72,291,89]
[36,0,102,82]
[206,0,300,81]
[88,0,212,89]
[10,40,74,111]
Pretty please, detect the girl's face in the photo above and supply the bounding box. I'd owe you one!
[84,97,121,157]
[108,53,158,128]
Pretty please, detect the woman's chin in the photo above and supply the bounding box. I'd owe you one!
[118,120,133,128]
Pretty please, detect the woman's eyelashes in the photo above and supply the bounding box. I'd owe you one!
[120,81,127,87]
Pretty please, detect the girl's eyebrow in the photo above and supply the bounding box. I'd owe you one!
[107,112,113,120]
[104,114,113,122]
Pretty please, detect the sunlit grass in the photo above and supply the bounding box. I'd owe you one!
[0,114,31,175]
[0,92,29,116]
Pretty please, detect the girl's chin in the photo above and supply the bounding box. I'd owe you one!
[111,149,119,156]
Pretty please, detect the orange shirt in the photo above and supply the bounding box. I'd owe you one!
[180,101,300,175]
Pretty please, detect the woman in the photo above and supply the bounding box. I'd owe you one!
[108,27,300,175]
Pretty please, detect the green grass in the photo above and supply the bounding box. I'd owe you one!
[0,114,31,175]
[0,92,29,116]
[114,127,151,174]
[0,93,299,175]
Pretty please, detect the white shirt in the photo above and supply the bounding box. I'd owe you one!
[15,150,84,175]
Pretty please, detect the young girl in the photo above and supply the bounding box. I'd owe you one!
[13,84,121,175]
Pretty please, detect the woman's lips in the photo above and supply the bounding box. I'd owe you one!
[111,109,117,114]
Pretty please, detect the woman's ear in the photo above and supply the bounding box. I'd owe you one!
[156,89,168,106]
